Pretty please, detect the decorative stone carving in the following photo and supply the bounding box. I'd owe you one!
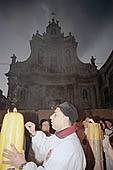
[11,54,17,64]
[91,56,96,66]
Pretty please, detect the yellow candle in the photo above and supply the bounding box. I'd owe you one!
[88,123,95,139]
[95,123,101,140]
[0,108,24,170]
[88,123,101,140]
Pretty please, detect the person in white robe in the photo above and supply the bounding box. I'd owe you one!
[3,102,86,170]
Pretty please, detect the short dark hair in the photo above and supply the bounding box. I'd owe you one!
[105,119,113,124]
[58,102,78,124]
[40,119,50,126]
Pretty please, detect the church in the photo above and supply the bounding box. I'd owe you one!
[5,18,113,111]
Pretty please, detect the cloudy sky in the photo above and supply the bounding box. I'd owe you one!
[0,0,113,97]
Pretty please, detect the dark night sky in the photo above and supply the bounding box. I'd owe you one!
[0,0,113,96]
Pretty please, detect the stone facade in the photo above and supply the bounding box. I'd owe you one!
[99,51,113,109]
[5,19,113,110]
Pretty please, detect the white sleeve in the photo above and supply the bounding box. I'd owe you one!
[31,131,50,162]
[23,162,44,170]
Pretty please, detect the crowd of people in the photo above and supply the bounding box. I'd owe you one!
[1,102,113,170]
[78,116,113,170]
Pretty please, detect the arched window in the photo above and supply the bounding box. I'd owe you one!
[83,89,88,100]
[20,88,26,100]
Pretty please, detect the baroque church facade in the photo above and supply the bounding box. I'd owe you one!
[5,19,113,110]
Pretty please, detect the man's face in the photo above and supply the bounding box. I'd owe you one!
[50,107,66,131]
[105,121,112,129]
[41,121,50,132]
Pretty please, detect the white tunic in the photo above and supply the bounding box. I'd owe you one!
[103,135,113,170]
[23,131,86,170]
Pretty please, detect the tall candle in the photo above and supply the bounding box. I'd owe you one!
[88,122,101,140]
[87,121,104,170]
[0,108,24,170]
[95,123,101,140]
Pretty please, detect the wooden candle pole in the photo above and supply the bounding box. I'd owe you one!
[0,108,24,170]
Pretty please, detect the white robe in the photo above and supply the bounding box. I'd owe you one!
[23,131,86,170]
[103,135,113,170]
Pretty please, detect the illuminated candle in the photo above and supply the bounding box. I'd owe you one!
[0,108,24,170]
[87,119,104,170]
[88,123,94,139]
[95,123,101,140]
[88,119,101,140]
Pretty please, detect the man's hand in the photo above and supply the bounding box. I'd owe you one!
[25,121,36,136]
[3,144,26,168]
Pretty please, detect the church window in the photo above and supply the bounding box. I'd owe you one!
[20,88,26,100]
[50,56,57,72]
[83,89,88,100]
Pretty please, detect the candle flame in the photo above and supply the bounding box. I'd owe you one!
[13,107,17,113]
[89,119,95,123]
